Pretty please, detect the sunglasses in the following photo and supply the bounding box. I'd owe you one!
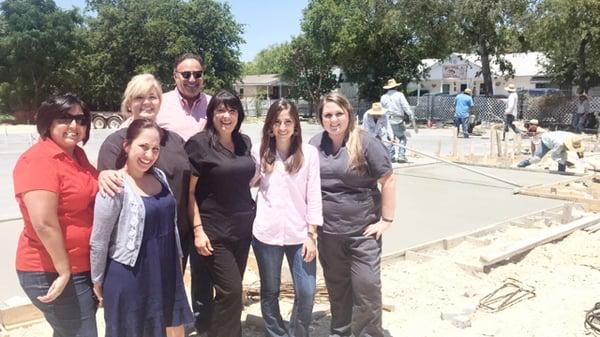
[176,71,203,80]
[55,114,89,125]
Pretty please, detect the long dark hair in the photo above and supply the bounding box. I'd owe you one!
[260,99,303,174]
[116,118,162,170]
[36,93,92,144]
[204,90,248,155]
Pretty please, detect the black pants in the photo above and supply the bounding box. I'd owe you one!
[180,228,214,333]
[503,114,520,139]
[202,238,252,337]
[318,230,383,337]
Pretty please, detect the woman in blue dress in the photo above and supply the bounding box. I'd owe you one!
[90,119,193,337]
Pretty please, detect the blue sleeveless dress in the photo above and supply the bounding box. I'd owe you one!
[103,182,193,337]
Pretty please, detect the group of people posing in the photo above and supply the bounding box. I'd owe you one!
[13,53,396,337]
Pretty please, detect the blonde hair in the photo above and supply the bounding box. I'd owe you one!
[317,92,367,174]
[120,74,163,117]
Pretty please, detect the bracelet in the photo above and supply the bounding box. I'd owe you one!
[381,217,393,223]
[193,224,202,229]
[307,232,318,240]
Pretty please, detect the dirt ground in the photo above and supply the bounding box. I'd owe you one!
[6,222,600,337]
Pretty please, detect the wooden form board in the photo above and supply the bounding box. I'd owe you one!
[382,204,568,264]
[0,303,43,330]
[516,176,600,211]
[480,214,600,266]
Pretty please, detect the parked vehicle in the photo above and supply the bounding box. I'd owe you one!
[91,111,123,129]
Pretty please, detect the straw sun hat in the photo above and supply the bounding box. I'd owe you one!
[366,102,387,116]
[565,136,584,153]
[504,83,516,92]
[383,79,401,89]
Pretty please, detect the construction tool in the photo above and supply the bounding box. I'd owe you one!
[478,277,536,312]
[399,144,523,188]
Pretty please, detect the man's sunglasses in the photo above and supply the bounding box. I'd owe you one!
[55,114,89,125]
[176,71,203,80]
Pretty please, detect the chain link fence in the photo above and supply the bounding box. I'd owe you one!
[408,95,600,128]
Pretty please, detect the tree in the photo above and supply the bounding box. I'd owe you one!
[0,0,84,112]
[243,43,291,75]
[280,35,338,116]
[300,0,450,101]
[450,0,531,95]
[78,0,244,110]
[529,0,600,93]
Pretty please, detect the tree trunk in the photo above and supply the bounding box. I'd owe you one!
[577,34,590,93]
[479,38,494,97]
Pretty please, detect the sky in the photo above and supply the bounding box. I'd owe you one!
[54,0,309,62]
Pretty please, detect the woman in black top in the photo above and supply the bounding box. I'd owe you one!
[185,90,256,337]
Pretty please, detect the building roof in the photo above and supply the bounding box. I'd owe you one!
[236,74,287,86]
[421,52,547,77]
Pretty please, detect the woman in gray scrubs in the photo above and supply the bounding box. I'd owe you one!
[309,92,396,337]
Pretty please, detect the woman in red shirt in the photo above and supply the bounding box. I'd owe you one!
[13,94,99,337]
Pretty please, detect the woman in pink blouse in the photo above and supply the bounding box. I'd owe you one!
[252,99,323,337]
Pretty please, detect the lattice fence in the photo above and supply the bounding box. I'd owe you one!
[407,95,600,128]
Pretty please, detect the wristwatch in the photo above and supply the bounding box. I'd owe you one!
[307,231,318,241]
[381,217,393,223]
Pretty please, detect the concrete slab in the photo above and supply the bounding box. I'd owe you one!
[384,163,571,254]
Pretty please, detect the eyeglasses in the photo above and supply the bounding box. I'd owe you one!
[55,114,88,125]
[176,71,203,80]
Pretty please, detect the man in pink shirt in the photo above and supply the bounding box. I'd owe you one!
[157,53,212,141]
[156,53,213,334]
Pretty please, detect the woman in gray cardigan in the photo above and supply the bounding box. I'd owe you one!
[90,119,192,337]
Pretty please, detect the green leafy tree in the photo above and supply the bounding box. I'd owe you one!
[280,35,338,116]
[529,0,600,93]
[79,0,244,110]
[243,43,291,75]
[301,0,450,101]
[450,0,531,95]
[0,0,83,112]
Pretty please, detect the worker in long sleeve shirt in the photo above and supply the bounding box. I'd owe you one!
[380,79,414,163]
[517,131,584,172]
[503,83,520,140]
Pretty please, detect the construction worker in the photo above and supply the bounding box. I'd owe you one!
[454,88,473,138]
[362,102,397,161]
[381,79,414,163]
[517,131,584,172]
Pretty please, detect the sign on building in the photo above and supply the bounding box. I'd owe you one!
[442,65,467,79]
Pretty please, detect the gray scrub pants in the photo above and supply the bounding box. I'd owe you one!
[318,230,383,337]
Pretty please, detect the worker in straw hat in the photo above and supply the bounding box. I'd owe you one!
[362,102,396,160]
[380,79,414,163]
[517,131,585,172]
[503,83,521,141]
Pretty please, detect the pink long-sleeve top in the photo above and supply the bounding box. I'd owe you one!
[252,143,323,246]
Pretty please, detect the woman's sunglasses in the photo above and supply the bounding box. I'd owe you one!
[176,71,203,80]
[55,114,89,125]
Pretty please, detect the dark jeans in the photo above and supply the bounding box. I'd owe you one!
[454,116,469,138]
[17,271,97,337]
[252,238,316,337]
[390,122,407,159]
[202,238,252,337]
[318,230,383,337]
[503,114,520,139]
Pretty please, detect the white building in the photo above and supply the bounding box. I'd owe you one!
[409,52,563,96]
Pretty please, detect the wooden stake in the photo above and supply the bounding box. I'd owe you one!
[452,130,458,159]
[435,139,442,157]
[495,130,502,157]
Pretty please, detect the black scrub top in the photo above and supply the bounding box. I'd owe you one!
[97,127,191,236]
[309,131,392,235]
[185,131,256,242]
